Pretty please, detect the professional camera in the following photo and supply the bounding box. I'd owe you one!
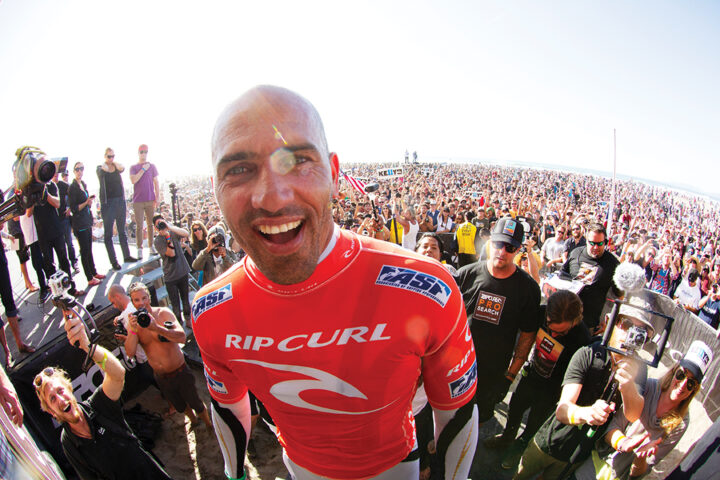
[114,320,128,337]
[135,308,152,328]
[211,233,225,248]
[49,271,77,310]
[0,146,58,223]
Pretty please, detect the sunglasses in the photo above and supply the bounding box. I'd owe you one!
[572,227,581,231]
[675,367,699,391]
[192,228,203,232]
[106,154,115,159]
[588,240,605,247]
[74,166,84,171]
[33,367,55,390]
[492,241,519,254]
[139,150,148,154]
[557,230,566,234]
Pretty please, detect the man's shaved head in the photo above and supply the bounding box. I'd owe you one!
[212,85,329,166]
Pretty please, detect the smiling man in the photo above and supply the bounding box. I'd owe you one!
[193,86,478,480]
[34,311,171,479]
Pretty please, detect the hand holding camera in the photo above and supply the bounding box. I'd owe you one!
[129,307,155,332]
[582,399,615,426]
[65,310,90,351]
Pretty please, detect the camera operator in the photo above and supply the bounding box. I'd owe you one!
[34,310,172,479]
[191,229,237,285]
[514,302,650,480]
[25,150,84,298]
[124,282,211,429]
[152,214,192,326]
[698,282,720,329]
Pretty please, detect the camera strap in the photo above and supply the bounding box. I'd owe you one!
[82,343,98,373]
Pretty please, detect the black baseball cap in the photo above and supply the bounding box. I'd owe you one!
[491,218,524,248]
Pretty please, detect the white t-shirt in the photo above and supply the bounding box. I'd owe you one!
[674,279,701,310]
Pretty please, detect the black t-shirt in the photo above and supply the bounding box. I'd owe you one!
[456,261,541,377]
[523,306,592,398]
[564,236,586,255]
[534,342,647,463]
[97,165,125,202]
[61,388,171,480]
[57,180,71,216]
[32,181,63,241]
[562,248,620,329]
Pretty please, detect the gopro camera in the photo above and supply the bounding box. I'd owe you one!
[621,325,648,352]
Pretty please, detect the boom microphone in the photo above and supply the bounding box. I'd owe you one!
[613,262,646,295]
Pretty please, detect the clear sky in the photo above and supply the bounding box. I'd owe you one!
[1,0,718,197]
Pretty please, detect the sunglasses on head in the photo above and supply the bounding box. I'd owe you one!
[492,241,519,253]
[675,367,699,391]
[33,367,55,389]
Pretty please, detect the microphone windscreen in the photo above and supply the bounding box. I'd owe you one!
[613,262,647,294]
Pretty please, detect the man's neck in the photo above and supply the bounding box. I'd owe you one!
[486,260,516,279]
[68,411,92,439]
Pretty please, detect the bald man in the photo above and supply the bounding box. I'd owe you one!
[193,86,478,479]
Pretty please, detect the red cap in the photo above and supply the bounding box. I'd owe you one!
[138,144,148,153]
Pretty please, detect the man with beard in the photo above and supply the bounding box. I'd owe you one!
[561,223,621,332]
[193,85,478,480]
[34,311,171,479]
[456,218,541,428]
[563,223,587,261]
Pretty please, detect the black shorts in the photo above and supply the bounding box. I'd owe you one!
[154,363,205,413]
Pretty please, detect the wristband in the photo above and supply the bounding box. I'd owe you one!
[569,407,577,425]
[612,434,627,450]
[99,351,108,371]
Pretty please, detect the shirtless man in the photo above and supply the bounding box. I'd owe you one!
[125,282,210,428]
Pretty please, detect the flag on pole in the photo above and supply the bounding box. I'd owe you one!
[341,170,367,194]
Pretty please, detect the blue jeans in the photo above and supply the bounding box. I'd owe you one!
[61,217,77,264]
[101,197,131,264]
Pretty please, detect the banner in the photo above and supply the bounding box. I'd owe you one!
[377,167,404,179]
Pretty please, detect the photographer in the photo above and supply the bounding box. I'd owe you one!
[698,282,720,329]
[191,229,237,285]
[514,302,650,480]
[34,310,172,479]
[152,214,192,326]
[124,282,211,429]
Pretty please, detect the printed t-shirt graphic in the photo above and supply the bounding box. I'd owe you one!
[192,227,475,479]
[473,291,506,325]
[531,329,565,379]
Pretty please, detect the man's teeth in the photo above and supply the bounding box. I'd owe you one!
[258,220,301,235]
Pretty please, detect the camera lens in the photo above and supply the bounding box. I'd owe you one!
[34,157,57,183]
[136,308,151,328]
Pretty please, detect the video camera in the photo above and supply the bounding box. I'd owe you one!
[210,232,225,251]
[0,146,61,223]
[49,271,76,311]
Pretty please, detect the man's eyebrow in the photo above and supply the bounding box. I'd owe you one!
[283,143,320,154]
[217,151,254,166]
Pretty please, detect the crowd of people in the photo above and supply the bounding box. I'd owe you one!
[1,85,719,479]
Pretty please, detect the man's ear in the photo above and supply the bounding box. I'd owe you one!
[329,152,340,198]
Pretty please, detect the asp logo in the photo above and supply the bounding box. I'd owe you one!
[375,265,452,307]
[449,360,477,399]
[192,283,233,322]
[204,367,228,395]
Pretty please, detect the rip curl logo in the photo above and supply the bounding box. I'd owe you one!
[232,359,395,414]
[192,284,233,322]
[449,360,477,399]
[375,265,452,307]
